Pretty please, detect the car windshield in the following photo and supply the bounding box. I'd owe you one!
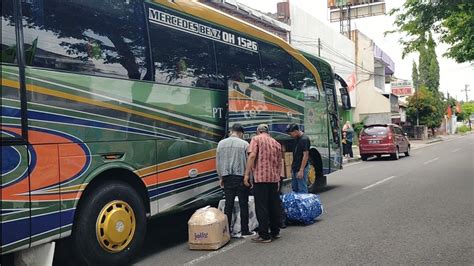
[362,126,388,136]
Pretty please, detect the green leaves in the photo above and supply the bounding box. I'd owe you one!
[406,86,444,129]
[415,34,440,92]
[389,0,474,63]
[412,61,419,90]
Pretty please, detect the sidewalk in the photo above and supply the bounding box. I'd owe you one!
[342,133,468,165]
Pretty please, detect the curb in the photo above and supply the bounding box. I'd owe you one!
[426,138,443,144]
[342,156,361,165]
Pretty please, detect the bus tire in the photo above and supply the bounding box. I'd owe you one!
[72,181,146,265]
[314,175,327,188]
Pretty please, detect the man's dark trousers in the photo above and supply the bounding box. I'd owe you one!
[254,182,281,240]
[223,175,250,234]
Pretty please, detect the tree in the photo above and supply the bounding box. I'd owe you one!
[389,0,474,63]
[411,61,419,90]
[426,36,440,92]
[460,102,474,121]
[445,97,457,110]
[417,37,440,93]
[418,45,430,89]
[406,86,444,135]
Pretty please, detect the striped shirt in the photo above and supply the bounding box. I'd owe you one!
[248,133,282,183]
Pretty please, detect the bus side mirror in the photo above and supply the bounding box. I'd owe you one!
[339,87,351,110]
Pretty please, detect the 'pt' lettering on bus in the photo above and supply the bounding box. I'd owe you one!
[213,107,224,119]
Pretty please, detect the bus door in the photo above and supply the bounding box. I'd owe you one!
[1,0,31,254]
[325,83,343,170]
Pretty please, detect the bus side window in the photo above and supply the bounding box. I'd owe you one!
[259,42,291,89]
[1,0,16,65]
[214,41,261,88]
[2,0,25,140]
[20,0,150,81]
[259,42,318,96]
[149,23,217,89]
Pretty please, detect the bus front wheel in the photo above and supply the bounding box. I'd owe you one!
[72,181,146,265]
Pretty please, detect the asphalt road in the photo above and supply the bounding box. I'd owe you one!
[134,134,474,265]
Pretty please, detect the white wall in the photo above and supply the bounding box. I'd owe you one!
[374,64,385,90]
[289,4,357,107]
[353,30,390,123]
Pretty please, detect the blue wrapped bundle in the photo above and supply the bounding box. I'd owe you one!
[281,192,323,225]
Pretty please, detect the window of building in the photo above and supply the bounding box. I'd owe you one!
[21,0,149,80]
[150,23,218,89]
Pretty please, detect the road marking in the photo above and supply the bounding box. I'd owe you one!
[451,148,461,153]
[423,157,439,165]
[360,165,375,170]
[183,239,246,265]
[362,176,396,190]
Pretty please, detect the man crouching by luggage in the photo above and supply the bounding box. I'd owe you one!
[244,124,282,243]
[216,123,254,238]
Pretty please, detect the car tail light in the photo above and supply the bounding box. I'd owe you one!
[387,131,394,142]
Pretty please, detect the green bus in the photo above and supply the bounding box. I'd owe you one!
[1,0,347,263]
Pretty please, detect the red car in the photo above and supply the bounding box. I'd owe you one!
[358,124,410,161]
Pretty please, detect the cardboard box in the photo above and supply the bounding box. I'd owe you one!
[285,165,292,178]
[284,152,293,178]
[188,207,230,250]
[281,158,285,177]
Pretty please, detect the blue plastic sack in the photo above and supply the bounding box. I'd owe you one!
[281,192,323,225]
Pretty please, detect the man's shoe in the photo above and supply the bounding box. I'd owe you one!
[251,236,271,243]
[241,231,256,238]
[271,233,281,239]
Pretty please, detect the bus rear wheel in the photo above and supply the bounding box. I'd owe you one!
[307,158,326,193]
[72,181,146,265]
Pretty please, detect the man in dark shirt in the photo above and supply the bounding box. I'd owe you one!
[286,123,310,193]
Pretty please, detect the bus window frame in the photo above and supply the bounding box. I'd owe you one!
[1,0,28,143]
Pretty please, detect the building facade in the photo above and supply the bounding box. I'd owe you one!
[351,30,394,124]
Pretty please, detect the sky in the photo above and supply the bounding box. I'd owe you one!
[237,0,474,102]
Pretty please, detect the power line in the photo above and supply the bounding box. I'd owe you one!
[291,34,388,76]
[293,40,390,79]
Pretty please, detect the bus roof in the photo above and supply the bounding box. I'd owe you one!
[151,0,323,89]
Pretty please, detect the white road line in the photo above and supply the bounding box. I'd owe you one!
[362,176,396,190]
[451,148,461,153]
[183,239,246,265]
[423,157,440,165]
[360,165,375,170]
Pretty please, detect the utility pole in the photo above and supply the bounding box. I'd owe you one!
[462,84,470,102]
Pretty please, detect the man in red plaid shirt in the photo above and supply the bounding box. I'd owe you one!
[244,124,282,243]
